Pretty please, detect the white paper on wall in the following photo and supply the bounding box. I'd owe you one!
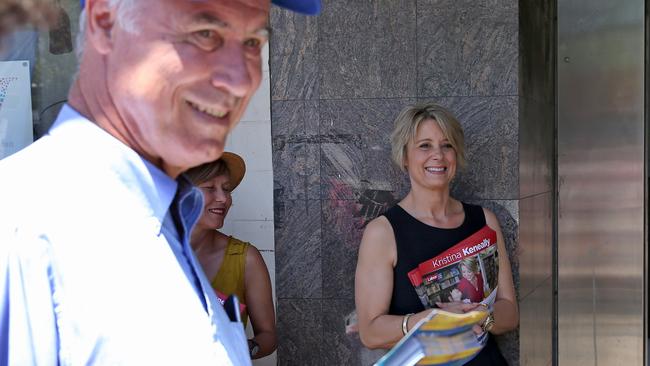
[0,60,33,159]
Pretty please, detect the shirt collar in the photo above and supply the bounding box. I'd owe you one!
[50,104,178,232]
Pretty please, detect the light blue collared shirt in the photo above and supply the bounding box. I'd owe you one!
[141,157,208,311]
[0,105,251,365]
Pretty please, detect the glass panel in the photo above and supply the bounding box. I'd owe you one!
[0,0,81,159]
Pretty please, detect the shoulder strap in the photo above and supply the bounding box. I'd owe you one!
[212,237,249,298]
[225,236,249,256]
[382,205,403,233]
[462,202,486,227]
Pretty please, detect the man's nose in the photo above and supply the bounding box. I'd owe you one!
[211,42,255,98]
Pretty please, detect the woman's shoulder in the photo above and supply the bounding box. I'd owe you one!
[364,214,393,236]
[358,215,398,267]
[228,235,251,246]
[226,236,254,255]
[361,215,396,249]
[241,238,268,275]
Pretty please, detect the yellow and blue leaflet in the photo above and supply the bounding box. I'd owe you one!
[374,309,489,366]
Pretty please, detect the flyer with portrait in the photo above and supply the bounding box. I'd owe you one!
[407,226,499,310]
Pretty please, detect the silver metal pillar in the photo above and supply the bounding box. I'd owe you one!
[557,0,645,364]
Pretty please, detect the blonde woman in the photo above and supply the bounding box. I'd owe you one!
[354,103,518,365]
[457,258,484,303]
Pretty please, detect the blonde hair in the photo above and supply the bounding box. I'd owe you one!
[460,258,479,274]
[390,103,466,172]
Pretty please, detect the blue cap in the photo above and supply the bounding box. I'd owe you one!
[272,0,320,15]
[79,0,320,15]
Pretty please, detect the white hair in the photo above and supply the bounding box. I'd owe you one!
[75,0,140,60]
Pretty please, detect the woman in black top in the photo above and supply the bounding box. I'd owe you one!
[354,103,518,365]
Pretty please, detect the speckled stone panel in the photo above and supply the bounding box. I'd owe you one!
[274,200,322,299]
[271,100,320,136]
[270,7,319,100]
[272,101,321,200]
[417,0,518,97]
[269,0,522,364]
[273,142,321,201]
[321,199,362,299]
[319,99,414,201]
[276,299,323,366]
[321,195,399,299]
[415,96,519,200]
[320,298,390,366]
[318,0,417,99]
[321,298,360,365]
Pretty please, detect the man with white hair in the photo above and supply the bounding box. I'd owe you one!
[0,0,319,365]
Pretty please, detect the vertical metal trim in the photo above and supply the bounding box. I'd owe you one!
[643,0,650,365]
[553,0,559,362]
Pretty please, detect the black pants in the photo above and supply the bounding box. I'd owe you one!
[464,336,509,366]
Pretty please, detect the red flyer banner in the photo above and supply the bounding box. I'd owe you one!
[418,226,497,276]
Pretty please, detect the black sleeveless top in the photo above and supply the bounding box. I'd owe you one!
[383,202,508,366]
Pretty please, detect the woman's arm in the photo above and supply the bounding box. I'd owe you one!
[483,208,519,334]
[354,217,431,349]
[244,245,277,359]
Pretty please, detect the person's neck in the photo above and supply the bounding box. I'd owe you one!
[402,186,454,221]
[190,226,228,253]
[67,55,184,179]
[190,226,212,251]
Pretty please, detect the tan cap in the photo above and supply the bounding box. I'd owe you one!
[220,152,246,191]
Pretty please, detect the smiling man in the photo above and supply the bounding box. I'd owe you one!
[0,0,319,365]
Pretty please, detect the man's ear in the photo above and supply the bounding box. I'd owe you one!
[86,0,116,55]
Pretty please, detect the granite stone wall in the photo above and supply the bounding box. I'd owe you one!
[270,1,519,364]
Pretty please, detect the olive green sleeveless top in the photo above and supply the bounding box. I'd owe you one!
[211,236,250,325]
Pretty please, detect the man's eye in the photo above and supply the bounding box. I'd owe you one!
[244,38,265,55]
[198,30,213,38]
[192,30,221,50]
[244,38,263,50]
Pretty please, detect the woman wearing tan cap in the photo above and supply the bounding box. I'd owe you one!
[186,152,276,359]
